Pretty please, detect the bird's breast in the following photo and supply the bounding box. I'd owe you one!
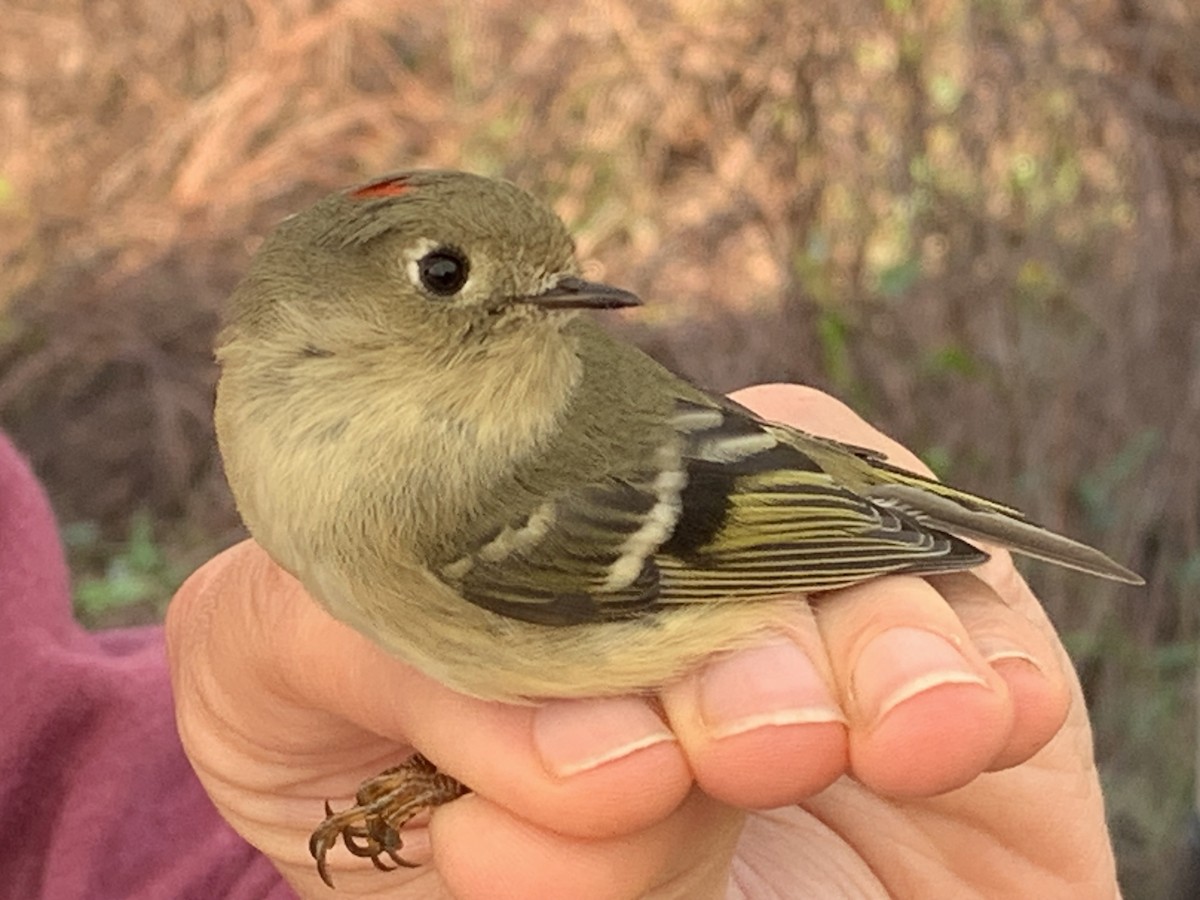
[220,326,585,573]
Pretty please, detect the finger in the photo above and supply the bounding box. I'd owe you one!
[730,384,931,474]
[813,575,1014,797]
[928,573,1071,770]
[658,603,849,809]
[730,385,1019,795]
[430,789,744,900]
[656,575,1067,808]
[733,384,1070,786]
[167,541,693,842]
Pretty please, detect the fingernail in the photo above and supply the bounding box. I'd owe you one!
[699,641,844,740]
[533,697,676,779]
[854,627,989,722]
[974,635,1044,672]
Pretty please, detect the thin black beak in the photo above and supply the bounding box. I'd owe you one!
[519,276,642,310]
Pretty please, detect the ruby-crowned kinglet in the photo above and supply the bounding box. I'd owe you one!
[213,169,1141,882]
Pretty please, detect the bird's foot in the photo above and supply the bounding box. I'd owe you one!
[309,753,470,887]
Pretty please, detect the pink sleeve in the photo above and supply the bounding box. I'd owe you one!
[0,434,294,899]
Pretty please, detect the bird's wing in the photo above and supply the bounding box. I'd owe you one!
[652,401,988,600]
[440,399,988,626]
[723,394,1140,584]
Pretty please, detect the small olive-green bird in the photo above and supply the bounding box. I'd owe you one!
[215,170,1141,881]
[216,169,1140,703]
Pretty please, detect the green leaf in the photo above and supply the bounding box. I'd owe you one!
[922,343,980,378]
[816,308,854,393]
[877,257,921,297]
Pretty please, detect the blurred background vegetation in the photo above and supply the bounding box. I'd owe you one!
[1,0,1196,893]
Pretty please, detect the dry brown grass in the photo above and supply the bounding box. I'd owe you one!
[2,0,1198,893]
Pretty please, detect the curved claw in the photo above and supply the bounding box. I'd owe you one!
[342,829,379,858]
[310,829,338,889]
[307,754,470,887]
[368,851,398,873]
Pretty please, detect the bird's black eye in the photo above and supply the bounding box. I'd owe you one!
[417,247,470,296]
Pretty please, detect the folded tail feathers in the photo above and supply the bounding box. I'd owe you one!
[866,483,1144,585]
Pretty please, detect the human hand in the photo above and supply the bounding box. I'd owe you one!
[167,384,1118,898]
